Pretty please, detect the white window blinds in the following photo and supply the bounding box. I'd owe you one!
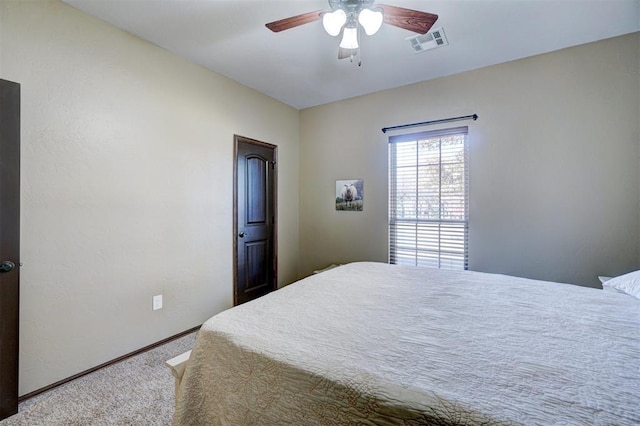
[389,126,468,269]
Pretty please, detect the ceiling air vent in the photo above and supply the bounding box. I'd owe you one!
[406,27,448,53]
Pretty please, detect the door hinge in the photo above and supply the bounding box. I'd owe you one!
[271,161,276,169]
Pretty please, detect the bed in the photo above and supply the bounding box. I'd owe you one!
[172,262,640,425]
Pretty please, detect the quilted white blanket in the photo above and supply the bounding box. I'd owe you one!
[174,262,640,425]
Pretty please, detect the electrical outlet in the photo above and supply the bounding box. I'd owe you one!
[152,294,163,311]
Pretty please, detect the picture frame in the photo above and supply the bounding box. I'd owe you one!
[335,179,363,211]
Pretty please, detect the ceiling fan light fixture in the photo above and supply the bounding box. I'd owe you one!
[339,26,359,49]
[322,9,347,36]
[358,8,383,35]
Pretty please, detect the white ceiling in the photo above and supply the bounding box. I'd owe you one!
[62,0,639,109]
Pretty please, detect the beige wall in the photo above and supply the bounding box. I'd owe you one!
[300,32,640,286]
[0,0,299,395]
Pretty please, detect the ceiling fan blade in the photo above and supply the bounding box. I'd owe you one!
[265,10,324,32]
[376,4,438,34]
[338,47,358,60]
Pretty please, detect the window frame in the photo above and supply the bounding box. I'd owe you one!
[388,126,469,270]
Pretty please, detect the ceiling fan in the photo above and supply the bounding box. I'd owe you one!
[265,0,438,60]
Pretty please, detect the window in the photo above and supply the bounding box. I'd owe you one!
[388,127,468,269]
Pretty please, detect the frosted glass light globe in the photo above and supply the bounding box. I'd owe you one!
[358,8,383,35]
[339,26,359,49]
[322,9,347,36]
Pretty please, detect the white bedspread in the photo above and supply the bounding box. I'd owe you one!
[174,262,640,425]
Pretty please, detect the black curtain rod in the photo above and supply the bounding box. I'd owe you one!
[381,113,478,134]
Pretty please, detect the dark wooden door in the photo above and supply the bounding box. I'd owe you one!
[0,79,20,420]
[233,135,276,306]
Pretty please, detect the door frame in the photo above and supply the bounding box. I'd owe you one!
[232,135,278,306]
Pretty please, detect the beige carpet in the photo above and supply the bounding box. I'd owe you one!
[0,331,197,426]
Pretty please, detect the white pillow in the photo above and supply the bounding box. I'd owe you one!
[602,270,640,300]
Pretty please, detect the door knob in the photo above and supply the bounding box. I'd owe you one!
[239,231,249,238]
[0,261,15,273]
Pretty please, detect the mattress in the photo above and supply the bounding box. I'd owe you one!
[174,262,640,425]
